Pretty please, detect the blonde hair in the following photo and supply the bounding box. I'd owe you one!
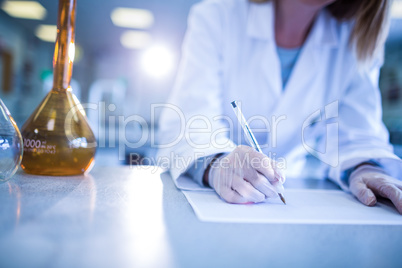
[250,0,390,62]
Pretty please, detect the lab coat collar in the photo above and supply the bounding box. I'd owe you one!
[247,1,339,48]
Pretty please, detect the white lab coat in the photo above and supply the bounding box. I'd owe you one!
[157,0,402,190]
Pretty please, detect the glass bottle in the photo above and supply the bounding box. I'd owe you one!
[0,99,23,182]
[20,0,96,176]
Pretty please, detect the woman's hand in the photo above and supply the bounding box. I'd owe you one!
[349,165,402,214]
[207,145,285,204]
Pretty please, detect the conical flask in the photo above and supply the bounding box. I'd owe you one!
[0,99,23,182]
[20,0,96,176]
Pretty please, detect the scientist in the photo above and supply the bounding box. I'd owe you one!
[157,0,402,213]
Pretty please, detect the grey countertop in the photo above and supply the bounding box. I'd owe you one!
[0,166,401,268]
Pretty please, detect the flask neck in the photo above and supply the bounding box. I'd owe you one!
[53,0,76,91]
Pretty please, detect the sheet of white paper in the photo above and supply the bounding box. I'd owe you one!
[183,189,402,225]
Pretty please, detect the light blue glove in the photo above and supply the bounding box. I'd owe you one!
[208,145,285,203]
[349,165,402,214]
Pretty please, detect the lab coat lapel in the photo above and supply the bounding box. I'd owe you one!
[279,10,338,103]
[268,10,339,146]
[247,2,282,99]
[246,3,338,104]
[280,32,319,99]
[246,3,339,147]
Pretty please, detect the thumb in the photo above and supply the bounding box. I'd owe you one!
[350,178,377,206]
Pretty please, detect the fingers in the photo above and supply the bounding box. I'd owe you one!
[366,181,402,214]
[232,176,266,203]
[245,172,278,198]
[273,165,286,184]
[211,145,286,204]
[213,170,264,203]
[350,177,377,206]
[249,151,276,182]
[350,172,402,214]
[383,177,402,191]
[395,179,402,191]
[236,145,283,184]
[219,188,248,204]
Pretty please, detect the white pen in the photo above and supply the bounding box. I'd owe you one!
[231,100,286,204]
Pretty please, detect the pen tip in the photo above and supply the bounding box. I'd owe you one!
[279,193,286,205]
[231,101,237,108]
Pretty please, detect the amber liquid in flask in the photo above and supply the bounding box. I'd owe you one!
[20,0,96,175]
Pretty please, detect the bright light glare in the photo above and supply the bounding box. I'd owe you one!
[35,24,57,42]
[120,30,152,49]
[141,46,174,78]
[69,42,75,63]
[111,8,154,29]
[391,1,402,18]
[1,1,46,20]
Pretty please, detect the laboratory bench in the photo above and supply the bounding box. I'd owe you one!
[0,165,401,268]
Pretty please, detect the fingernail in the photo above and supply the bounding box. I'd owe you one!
[274,173,285,184]
[365,192,376,206]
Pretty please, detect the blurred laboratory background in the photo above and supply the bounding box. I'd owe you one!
[0,0,402,165]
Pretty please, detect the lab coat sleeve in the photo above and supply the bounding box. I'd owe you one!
[156,1,236,190]
[325,58,402,191]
